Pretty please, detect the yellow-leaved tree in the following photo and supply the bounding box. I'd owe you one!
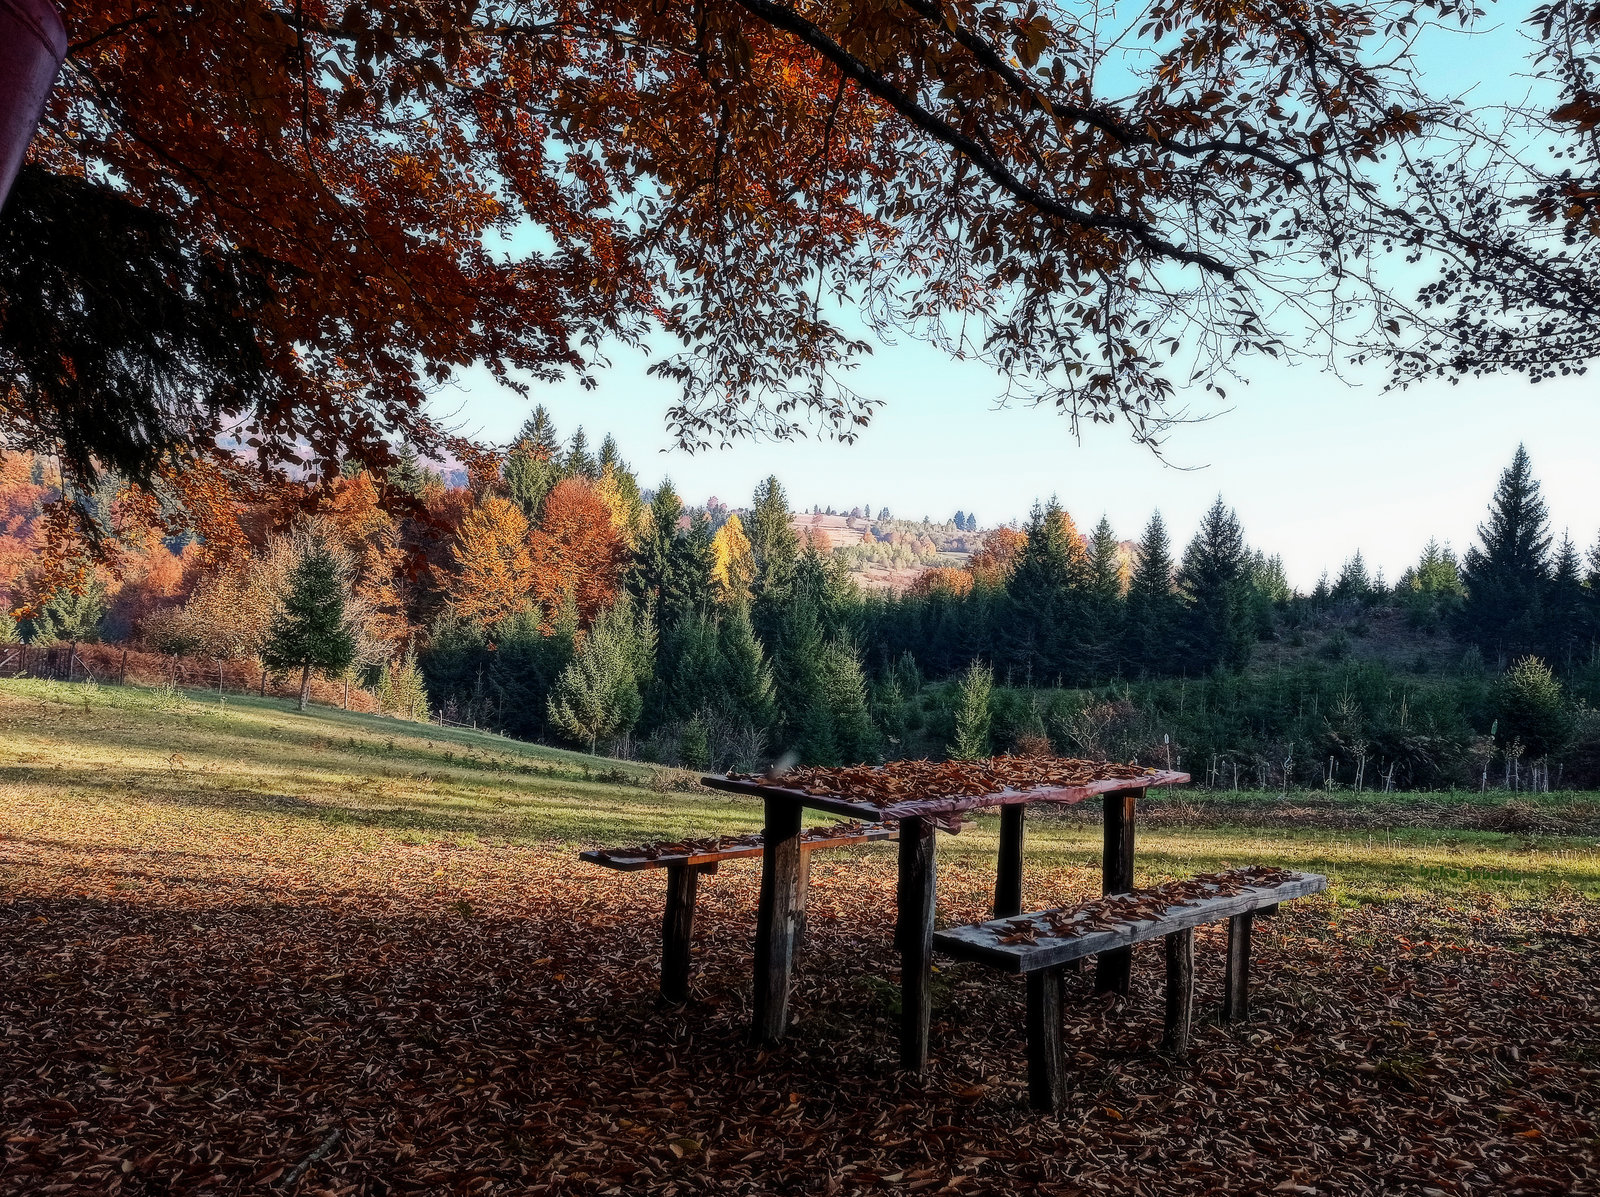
[711,513,755,604]
[441,496,535,626]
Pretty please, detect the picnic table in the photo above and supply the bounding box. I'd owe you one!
[701,763,1191,1070]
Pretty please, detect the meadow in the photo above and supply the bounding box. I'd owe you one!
[1,678,1596,1195]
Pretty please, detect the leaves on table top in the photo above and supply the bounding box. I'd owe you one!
[729,755,1157,804]
[588,821,893,864]
[997,867,1302,944]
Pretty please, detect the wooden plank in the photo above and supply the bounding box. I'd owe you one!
[994,804,1025,918]
[898,815,937,1073]
[1095,789,1138,995]
[1025,968,1066,1112]
[660,863,699,1005]
[699,770,1191,823]
[932,873,1327,973]
[1223,912,1253,1024]
[794,845,813,951]
[750,798,805,1045]
[579,825,898,872]
[1162,927,1195,1056]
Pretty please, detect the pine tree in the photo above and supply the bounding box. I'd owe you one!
[598,433,624,474]
[1006,498,1091,681]
[1458,445,1552,660]
[628,480,683,619]
[748,476,799,606]
[503,442,560,519]
[564,427,597,479]
[263,540,357,712]
[948,659,993,760]
[515,405,560,458]
[377,651,431,721]
[385,442,428,497]
[718,603,776,731]
[1123,511,1181,675]
[1494,656,1573,760]
[661,512,717,626]
[1333,552,1373,603]
[820,638,878,765]
[1543,532,1587,670]
[1085,515,1125,675]
[1177,496,1253,674]
[547,601,644,752]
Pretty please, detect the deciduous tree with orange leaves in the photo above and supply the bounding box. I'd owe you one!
[529,479,625,627]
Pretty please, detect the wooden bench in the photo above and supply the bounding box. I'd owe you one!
[580,822,899,1003]
[933,867,1327,1111]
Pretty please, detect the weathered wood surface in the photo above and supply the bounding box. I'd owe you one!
[1025,969,1066,1112]
[933,873,1327,974]
[659,863,702,1005]
[1095,789,1138,995]
[1223,912,1253,1023]
[1162,926,1195,1056]
[994,804,1025,918]
[898,816,938,1073]
[699,770,1191,823]
[580,824,898,871]
[750,799,805,1044]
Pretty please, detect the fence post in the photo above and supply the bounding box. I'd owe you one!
[119,648,128,686]
[219,659,224,695]
[68,640,78,682]
[260,667,267,697]
[343,678,349,710]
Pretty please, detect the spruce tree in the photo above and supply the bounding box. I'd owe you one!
[1458,445,1552,660]
[718,603,777,732]
[661,511,717,626]
[1333,552,1373,603]
[598,433,624,474]
[948,659,993,760]
[748,475,799,599]
[1085,515,1125,675]
[1177,496,1253,674]
[547,602,644,752]
[386,442,428,497]
[1123,511,1181,675]
[1543,532,1587,670]
[628,480,683,619]
[377,652,431,721]
[821,638,878,765]
[515,405,560,458]
[564,427,597,479]
[503,442,559,519]
[263,541,357,712]
[1007,498,1091,682]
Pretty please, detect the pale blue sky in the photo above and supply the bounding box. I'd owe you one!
[433,6,1596,592]
[437,344,1598,591]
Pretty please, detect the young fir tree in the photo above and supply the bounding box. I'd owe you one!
[1494,656,1573,760]
[564,427,598,479]
[547,601,644,752]
[747,476,799,607]
[661,511,717,626]
[1543,532,1588,671]
[377,652,431,721]
[1085,514,1126,675]
[1006,498,1092,682]
[385,442,428,497]
[628,480,684,619]
[1457,445,1552,661]
[1122,512,1183,675]
[516,405,561,459]
[597,433,624,475]
[820,638,878,765]
[503,441,560,520]
[263,541,357,712]
[1332,551,1374,604]
[948,659,993,760]
[1177,496,1253,674]
[718,602,776,732]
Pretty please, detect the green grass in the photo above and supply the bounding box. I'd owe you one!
[2,675,1598,906]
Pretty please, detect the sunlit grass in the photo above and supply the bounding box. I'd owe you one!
[3,675,1597,906]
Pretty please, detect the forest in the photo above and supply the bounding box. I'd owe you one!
[3,418,1597,792]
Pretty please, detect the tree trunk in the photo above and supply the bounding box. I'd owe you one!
[298,664,311,712]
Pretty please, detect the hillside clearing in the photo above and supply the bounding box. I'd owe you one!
[1,679,1596,1195]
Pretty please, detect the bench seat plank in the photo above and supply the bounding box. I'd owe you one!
[934,872,1327,974]
[581,823,898,871]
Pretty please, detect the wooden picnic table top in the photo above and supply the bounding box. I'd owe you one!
[699,768,1191,822]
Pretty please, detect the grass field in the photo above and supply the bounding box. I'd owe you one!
[1,677,1596,1196]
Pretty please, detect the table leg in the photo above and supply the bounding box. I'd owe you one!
[898,815,937,1072]
[1095,788,1137,995]
[751,797,804,1045]
[994,804,1025,918]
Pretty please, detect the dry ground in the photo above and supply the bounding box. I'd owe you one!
[0,679,1596,1196]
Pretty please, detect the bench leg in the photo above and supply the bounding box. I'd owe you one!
[1095,789,1137,995]
[660,863,700,1005]
[751,798,804,1044]
[1162,927,1195,1056]
[994,805,1025,918]
[1222,912,1253,1024]
[898,815,937,1073]
[1026,968,1066,1113]
[794,846,813,951]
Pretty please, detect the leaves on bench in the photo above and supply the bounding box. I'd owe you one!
[996,867,1299,945]
[728,756,1156,804]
